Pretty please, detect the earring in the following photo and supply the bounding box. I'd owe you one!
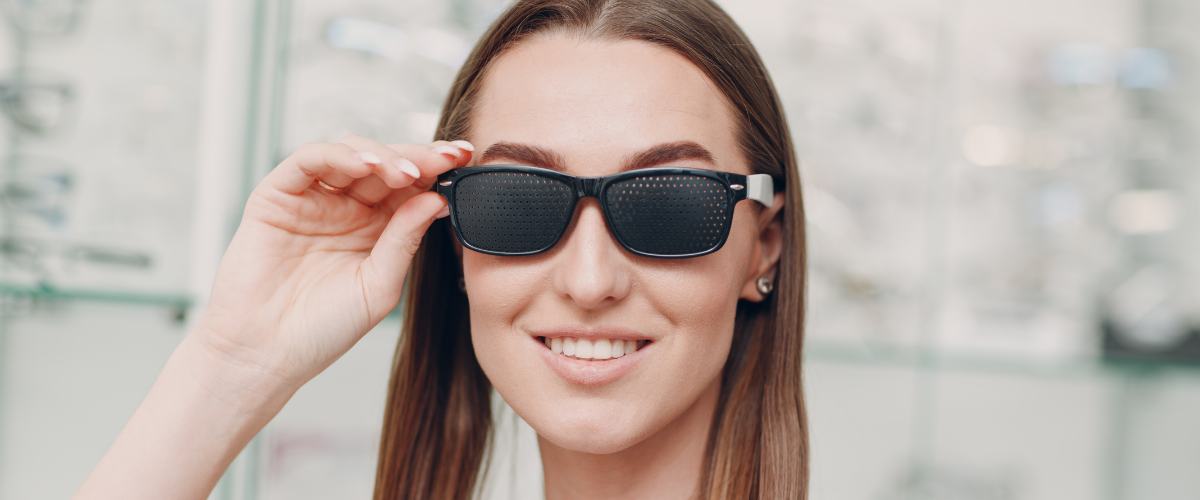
[458,276,466,292]
[756,275,774,295]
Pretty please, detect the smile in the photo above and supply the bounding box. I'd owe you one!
[540,336,650,360]
[532,329,652,385]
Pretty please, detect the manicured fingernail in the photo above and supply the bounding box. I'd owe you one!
[450,140,475,152]
[394,157,420,178]
[434,205,450,219]
[356,151,382,164]
[434,145,461,159]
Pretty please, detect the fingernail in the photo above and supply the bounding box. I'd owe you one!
[356,151,382,164]
[434,204,450,219]
[434,145,461,159]
[394,157,421,178]
[450,140,475,152]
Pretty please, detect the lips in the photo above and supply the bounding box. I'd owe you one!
[532,329,652,386]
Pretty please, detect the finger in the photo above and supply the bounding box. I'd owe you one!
[358,191,449,316]
[334,140,475,208]
[384,141,475,188]
[262,142,383,195]
[431,139,475,168]
[339,139,471,207]
[342,175,394,207]
[372,143,467,212]
[377,188,416,215]
[324,140,475,211]
[449,140,476,162]
[335,135,424,206]
[339,135,421,190]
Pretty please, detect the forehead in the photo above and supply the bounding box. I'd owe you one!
[470,36,745,176]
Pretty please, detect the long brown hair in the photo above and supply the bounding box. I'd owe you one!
[373,1,807,498]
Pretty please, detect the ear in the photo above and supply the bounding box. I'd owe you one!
[739,192,787,302]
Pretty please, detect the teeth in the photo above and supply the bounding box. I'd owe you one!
[543,337,647,360]
[576,339,594,359]
[593,339,612,360]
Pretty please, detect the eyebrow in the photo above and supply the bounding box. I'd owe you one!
[477,141,568,171]
[477,141,717,172]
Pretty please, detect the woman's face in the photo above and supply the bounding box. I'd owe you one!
[463,36,783,454]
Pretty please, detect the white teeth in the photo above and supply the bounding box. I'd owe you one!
[576,339,595,359]
[545,337,647,360]
[593,339,612,360]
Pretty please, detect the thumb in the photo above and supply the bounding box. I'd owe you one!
[359,191,448,315]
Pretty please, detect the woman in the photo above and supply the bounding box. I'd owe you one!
[75,0,807,498]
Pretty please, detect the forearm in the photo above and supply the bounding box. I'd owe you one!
[70,137,456,499]
[73,332,297,500]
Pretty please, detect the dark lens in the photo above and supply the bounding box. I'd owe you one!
[604,174,730,256]
[452,171,575,254]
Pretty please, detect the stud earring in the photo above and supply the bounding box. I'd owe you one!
[756,275,774,295]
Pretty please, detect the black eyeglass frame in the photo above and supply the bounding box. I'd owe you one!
[435,165,775,259]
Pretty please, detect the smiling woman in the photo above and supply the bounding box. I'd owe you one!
[383,2,807,498]
[72,1,806,500]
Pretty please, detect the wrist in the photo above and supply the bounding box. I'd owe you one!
[172,327,300,423]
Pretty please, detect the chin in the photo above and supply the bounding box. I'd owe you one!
[528,408,651,455]
[502,384,660,455]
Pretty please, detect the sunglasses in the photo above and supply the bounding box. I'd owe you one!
[436,165,774,258]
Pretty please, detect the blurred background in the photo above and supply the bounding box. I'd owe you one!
[0,0,1198,498]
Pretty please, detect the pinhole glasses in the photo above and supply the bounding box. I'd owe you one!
[436,165,775,258]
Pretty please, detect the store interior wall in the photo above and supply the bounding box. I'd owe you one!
[1,0,1199,499]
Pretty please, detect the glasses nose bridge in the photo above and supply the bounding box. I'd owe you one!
[574,176,603,199]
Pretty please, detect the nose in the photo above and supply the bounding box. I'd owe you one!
[551,198,631,310]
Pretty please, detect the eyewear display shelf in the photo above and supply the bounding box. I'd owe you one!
[0,282,190,309]
[0,1,202,312]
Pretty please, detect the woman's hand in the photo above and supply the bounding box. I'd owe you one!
[194,135,472,388]
[73,136,471,500]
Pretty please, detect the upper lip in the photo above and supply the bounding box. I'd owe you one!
[530,325,652,342]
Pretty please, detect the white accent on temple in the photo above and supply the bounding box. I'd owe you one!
[746,174,774,207]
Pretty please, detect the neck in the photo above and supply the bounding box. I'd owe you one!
[538,378,720,500]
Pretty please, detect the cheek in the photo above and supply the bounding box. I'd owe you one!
[462,251,560,414]
[637,223,754,371]
[462,251,545,328]
[639,266,738,352]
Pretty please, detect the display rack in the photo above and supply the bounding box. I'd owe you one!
[0,0,1196,498]
[0,0,201,310]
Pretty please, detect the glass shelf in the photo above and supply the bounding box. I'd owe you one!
[805,340,1200,378]
[0,281,191,308]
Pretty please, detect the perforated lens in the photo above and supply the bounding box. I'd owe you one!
[452,171,575,254]
[604,174,730,256]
